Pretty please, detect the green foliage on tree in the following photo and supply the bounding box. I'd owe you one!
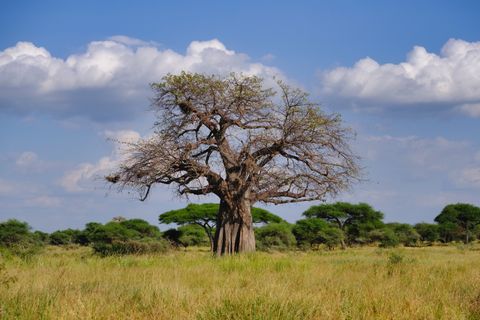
[76,218,168,256]
[384,223,420,247]
[255,223,296,251]
[159,203,284,251]
[0,219,43,258]
[49,229,82,245]
[367,228,400,248]
[163,224,209,249]
[414,223,440,243]
[435,203,480,243]
[437,221,462,243]
[92,239,170,256]
[33,231,50,244]
[302,202,384,247]
[119,219,162,238]
[0,219,31,246]
[292,218,344,250]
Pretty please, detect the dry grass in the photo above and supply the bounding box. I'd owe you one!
[1,245,480,319]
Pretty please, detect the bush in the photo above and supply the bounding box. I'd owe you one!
[379,229,400,248]
[119,219,162,238]
[92,238,170,256]
[162,225,209,249]
[0,219,43,258]
[33,231,50,244]
[49,229,82,245]
[414,223,440,243]
[385,223,420,247]
[79,218,171,256]
[255,223,296,251]
[321,227,344,250]
[292,218,344,249]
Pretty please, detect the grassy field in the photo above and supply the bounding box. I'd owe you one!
[1,245,480,320]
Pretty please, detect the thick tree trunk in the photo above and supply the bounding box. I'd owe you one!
[213,199,256,256]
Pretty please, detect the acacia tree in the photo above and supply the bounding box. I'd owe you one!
[303,202,384,248]
[435,203,480,243]
[106,72,359,256]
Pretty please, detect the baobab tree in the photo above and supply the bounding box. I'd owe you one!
[106,72,359,256]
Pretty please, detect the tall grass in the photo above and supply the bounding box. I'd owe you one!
[1,245,479,319]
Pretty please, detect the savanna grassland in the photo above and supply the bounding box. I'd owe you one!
[1,246,480,320]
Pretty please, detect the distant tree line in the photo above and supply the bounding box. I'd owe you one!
[1,202,480,257]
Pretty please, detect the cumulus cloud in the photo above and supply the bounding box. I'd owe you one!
[320,39,480,114]
[60,129,141,192]
[0,37,283,121]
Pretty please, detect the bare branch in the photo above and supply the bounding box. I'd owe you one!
[107,72,360,205]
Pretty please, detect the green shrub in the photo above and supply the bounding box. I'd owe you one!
[162,225,209,249]
[0,219,43,258]
[255,223,296,251]
[385,223,420,247]
[379,229,400,248]
[49,229,82,245]
[92,238,170,256]
[292,218,344,249]
[414,223,440,243]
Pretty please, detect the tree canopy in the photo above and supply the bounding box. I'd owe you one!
[302,202,384,247]
[434,203,480,243]
[107,72,359,255]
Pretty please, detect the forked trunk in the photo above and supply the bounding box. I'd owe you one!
[213,199,256,256]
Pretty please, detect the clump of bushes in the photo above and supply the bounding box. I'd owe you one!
[163,224,209,249]
[83,219,171,256]
[0,217,171,257]
[255,223,296,251]
[92,238,170,256]
[292,218,344,250]
[0,219,44,258]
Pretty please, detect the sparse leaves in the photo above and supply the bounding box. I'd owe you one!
[107,72,360,205]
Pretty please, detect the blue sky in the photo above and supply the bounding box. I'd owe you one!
[1,1,480,231]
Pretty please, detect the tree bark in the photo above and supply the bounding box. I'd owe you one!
[205,227,214,252]
[213,199,256,256]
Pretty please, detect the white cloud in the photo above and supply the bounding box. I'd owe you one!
[0,37,283,121]
[60,156,117,192]
[320,39,480,114]
[60,129,141,192]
